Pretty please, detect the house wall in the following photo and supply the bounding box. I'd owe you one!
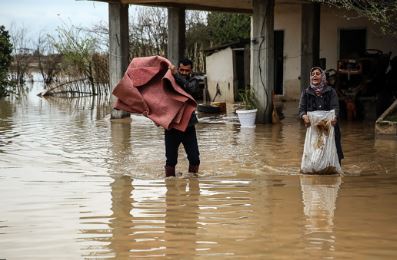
[205,47,235,103]
[276,5,397,101]
[206,4,397,102]
[320,7,396,70]
[273,4,302,100]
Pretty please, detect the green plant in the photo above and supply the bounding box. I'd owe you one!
[239,86,258,110]
[0,25,13,97]
[207,12,251,45]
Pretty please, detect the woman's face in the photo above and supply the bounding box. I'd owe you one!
[310,69,322,86]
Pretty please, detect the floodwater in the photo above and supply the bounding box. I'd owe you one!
[1,81,397,259]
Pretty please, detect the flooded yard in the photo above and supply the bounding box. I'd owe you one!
[1,82,397,259]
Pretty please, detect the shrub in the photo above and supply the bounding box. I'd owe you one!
[0,25,13,97]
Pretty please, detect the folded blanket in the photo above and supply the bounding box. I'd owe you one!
[112,56,197,132]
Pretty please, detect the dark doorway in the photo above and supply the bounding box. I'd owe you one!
[234,49,246,101]
[339,29,367,59]
[274,30,284,95]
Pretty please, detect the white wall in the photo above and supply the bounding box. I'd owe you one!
[320,6,397,70]
[274,4,302,100]
[205,47,235,103]
[275,4,397,100]
[206,4,397,102]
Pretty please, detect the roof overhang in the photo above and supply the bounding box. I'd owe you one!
[96,0,309,13]
[99,0,252,13]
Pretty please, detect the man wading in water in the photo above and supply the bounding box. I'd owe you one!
[164,58,201,177]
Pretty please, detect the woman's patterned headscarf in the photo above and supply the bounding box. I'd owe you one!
[310,67,327,94]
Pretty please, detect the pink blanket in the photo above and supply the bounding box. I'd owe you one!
[112,56,197,132]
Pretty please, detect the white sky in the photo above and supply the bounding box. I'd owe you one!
[0,0,109,35]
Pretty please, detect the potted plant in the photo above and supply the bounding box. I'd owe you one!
[236,86,258,128]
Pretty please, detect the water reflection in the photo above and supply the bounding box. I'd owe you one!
[106,177,200,258]
[2,81,397,258]
[374,138,397,172]
[108,119,133,174]
[0,99,15,153]
[77,119,133,258]
[236,127,256,147]
[300,175,342,257]
[81,119,201,258]
[164,178,200,258]
[107,120,134,258]
[108,175,134,259]
[44,95,112,121]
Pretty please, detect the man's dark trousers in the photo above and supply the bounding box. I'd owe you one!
[165,125,200,167]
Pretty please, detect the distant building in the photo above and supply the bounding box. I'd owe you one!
[205,40,250,103]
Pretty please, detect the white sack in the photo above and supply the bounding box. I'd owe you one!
[301,110,343,174]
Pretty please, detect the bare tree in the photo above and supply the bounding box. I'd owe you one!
[50,25,99,95]
[186,10,210,73]
[79,21,109,50]
[35,32,62,86]
[9,24,34,84]
[129,7,167,58]
[129,7,208,72]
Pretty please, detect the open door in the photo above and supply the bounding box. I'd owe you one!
[234,49,246,101]
[274,30,284,95]
[339,29,366,59]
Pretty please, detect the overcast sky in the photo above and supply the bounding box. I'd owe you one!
[0,0,108,35]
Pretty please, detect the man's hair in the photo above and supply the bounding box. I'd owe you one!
[179,58,193,67]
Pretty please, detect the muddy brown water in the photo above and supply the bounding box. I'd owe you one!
[1,82,397,259]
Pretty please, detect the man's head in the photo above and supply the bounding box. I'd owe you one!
[178,58,193,78]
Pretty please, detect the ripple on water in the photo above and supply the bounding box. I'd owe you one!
[1,84,397,259]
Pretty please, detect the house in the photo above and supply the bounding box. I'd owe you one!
[94,0,396,122]
[204,40,251,103]
[204,4,397,103]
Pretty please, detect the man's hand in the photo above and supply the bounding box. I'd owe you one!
[169,64,177,75]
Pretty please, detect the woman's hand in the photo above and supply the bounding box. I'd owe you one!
[302,114,310,127]
[331,117,337,126]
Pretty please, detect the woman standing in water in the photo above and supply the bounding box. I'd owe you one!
[298,67,344,165]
